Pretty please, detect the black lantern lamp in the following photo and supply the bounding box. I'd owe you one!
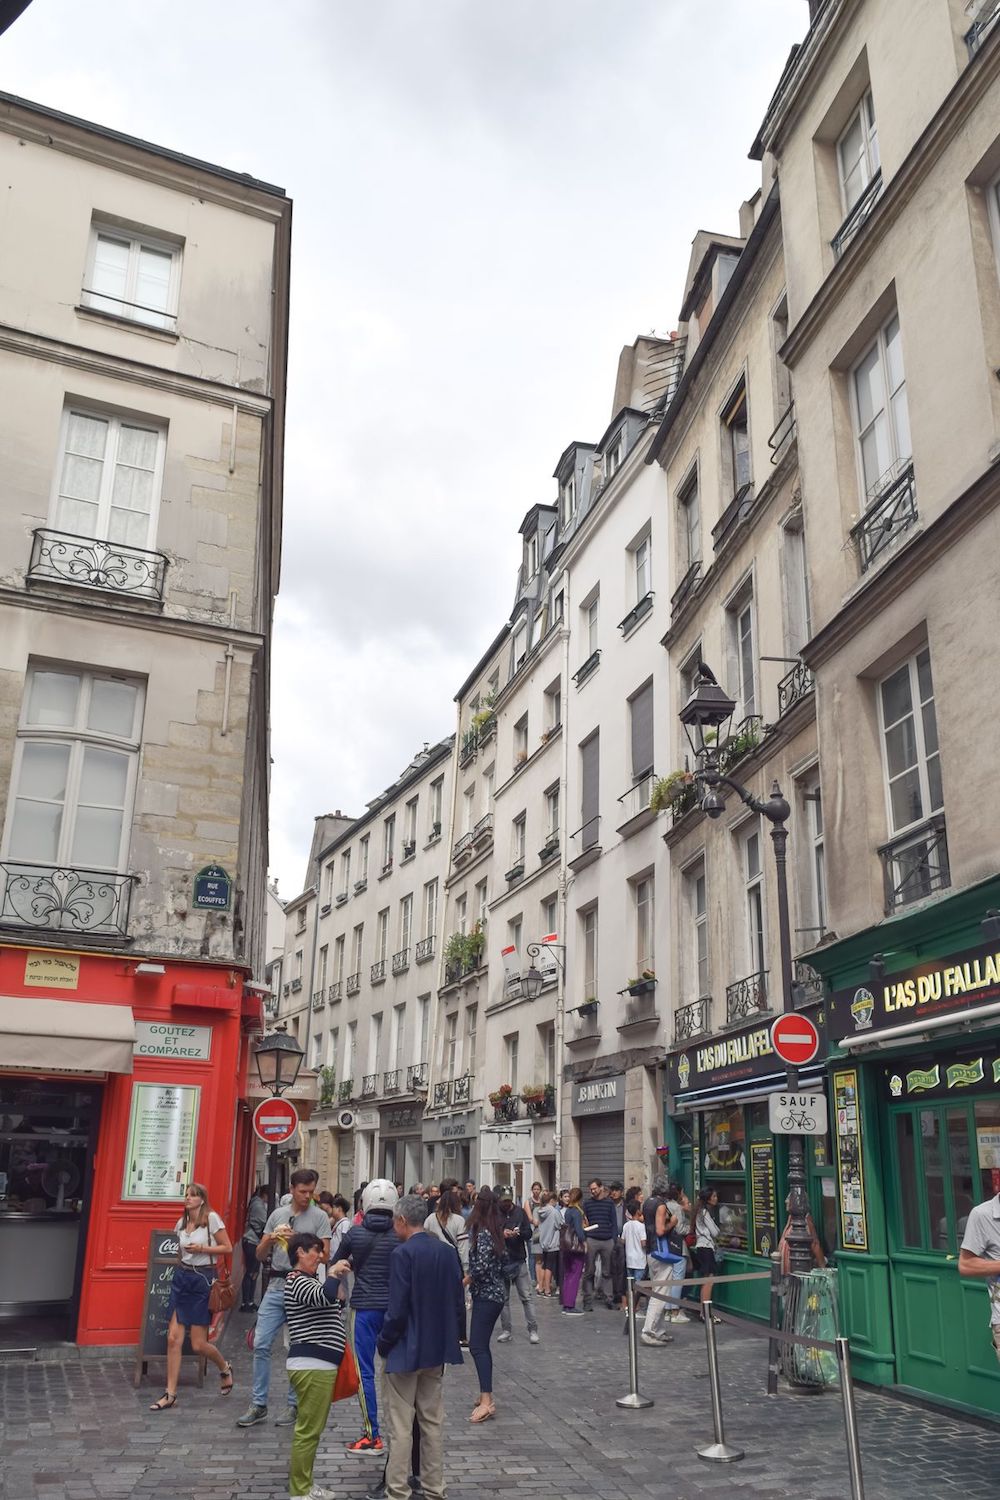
[521,941,566,1002]
[522,965,545,1002]
[679,665,737,762]
[253,1028,304,1096]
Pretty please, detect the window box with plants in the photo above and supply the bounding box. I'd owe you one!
[488,1083,519,1121]
[576,998,598,1019]
[463,922,486,973]
[471,700,496,743]
[521,1082,556,1117]
[626,970,656,998]
[649,770,694,813]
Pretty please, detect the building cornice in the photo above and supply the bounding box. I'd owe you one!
[0,583,266,649]
[750,0,857,162]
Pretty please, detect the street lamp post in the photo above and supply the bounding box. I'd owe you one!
[679,666,815,1276]
[252,1027,304,1214]
[522,941,566,1186]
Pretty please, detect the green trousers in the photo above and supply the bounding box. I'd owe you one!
[288,1367,334,1497]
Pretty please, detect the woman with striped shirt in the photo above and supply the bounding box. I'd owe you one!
[284,1232,350,1500]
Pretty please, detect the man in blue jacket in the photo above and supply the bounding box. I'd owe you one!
[377,1194,464,1500]
[339,1178,400,1456]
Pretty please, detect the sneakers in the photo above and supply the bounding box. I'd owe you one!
[668,1311,692,1323]
[236,1403,267,1427]
[274,1407,297,1426]
[290,1488,337,1500]
[496,1330,511,1343]
[528,1329,539,1344]
[346,1435,384,1456]
[561,1308,585,1316]
[640,1331,674,1346]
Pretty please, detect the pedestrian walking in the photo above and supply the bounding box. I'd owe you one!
[339,1178,400,1456]
[666,1182,695,1315]
[535,1192,562,1297]
[692,1186,722,1321]
[581,1178,617,1311]
[959,1188,1000,1362]
[424,1178,469,1344]
[559,1187,587,1316]
[608,1181,627,1310]
[241,1185,268,1311]
[149,1183,234,1411]
[640,1176,680,1345]
[284,1232,349,1500]
[524,1181,544,1291]
[495,1184,538,1344]
[466,1187,506,1422]
[376,1194,464,1500]
[236,1168,330,1429]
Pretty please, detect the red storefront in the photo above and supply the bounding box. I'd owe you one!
[0,941,262,1346]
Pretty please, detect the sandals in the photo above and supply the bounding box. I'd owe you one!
[470,1402,495,1423]
[220,1363,235,1394]
[150,1392,177,1411]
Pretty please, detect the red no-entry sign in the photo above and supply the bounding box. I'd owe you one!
[252,1096,299,1145]
[770,1013,820,1068]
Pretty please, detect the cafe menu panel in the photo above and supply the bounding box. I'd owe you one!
[750,1139,777,1257]
[833,1069,868,1251]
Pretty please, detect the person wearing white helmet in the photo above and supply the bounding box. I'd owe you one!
[338,1179,401,1457]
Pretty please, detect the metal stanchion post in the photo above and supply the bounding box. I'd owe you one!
[767,1257,781,1396]
[836,1337,865,1500]
[616,1274,653,1409]
[696,1300,744,1463]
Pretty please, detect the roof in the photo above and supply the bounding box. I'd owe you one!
[595,405,648,455]
[552,441,596,480]
[316,736,455,863]
[518,502,557,537]
[454,622,511,702]
[678,232,746,322]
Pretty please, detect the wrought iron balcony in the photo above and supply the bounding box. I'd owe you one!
[28,527,168,602]
[415,935,435,963]
[966,0,1000,54]
[338,1079,354,1102]
[282,982,291,997]
[832,170,883,258]
[392,948,409,975]
[792,961,825,1008]
[712,481,755,553]
[878,813,950,915]
[617,770,657,826]
[371,959,386,984]
[0,862,138,938]
[383,1069,400,1095]
[850,462,917,572]
[329,979,343,1002]
[477,712,496,745]
[725,970,769,1025]
[459,730,478,767]
[433,1079,452,1108]
[768,400,796,466]
[472,813,493,847]
[401,840,416,861]
[674,997,712,1043]
[452,1074,472,1106]
[311,990,325,1011]
[777,659,814,717]
[718,715,765,774]
[491,1095,520,1122]
[408,1062,428,1091]
[670,561,702,619]
[290,977,302,992]
[453,832,474,864]
[346,971,361,996]
[361,1073,378,1098]
[670,782,700,825]
[573,649,601,687]
[618,591,654,637]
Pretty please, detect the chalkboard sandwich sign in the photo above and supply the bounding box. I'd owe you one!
[133,1228,205,1387]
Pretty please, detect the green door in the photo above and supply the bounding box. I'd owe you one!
[885,1095,1000,1412]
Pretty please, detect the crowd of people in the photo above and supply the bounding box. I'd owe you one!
[148,1169,731,1500]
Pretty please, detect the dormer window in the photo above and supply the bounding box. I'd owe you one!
[560,475,576,527]
[605,430,624,480]
[526,532,539,579]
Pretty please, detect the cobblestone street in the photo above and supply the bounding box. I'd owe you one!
[2,1297,999,1500]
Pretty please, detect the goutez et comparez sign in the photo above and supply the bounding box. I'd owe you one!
[830,941,1000,1041]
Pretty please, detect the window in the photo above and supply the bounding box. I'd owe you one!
[629,681,654,782]
[329,1026,339,1071]
[514,715,529,767]
[346,1020,357,1078]
[333,934,345,981]
[560,474,576,528]
[586,595,599,656]
[552,589,565,624]
[392,1003,406,1070]
[294,949,304,979]
[443,1013,458,1077]
[634,875,654,974]
[318,945,328,991]
[53,409,165,550]
[505,1032,520,1092]
[404,797,418,847]
[429,780,443,837]
[545,683,561,729]
[359,834,370,881]
[399,894,413,951]
[475,879,488,930]
[679,644,704,711]
[483,762,495,808]
[369,1012,383,1071]
[742,824,766,979]
[512,814,526,867]
[633,533,652,601]
[5,666,144,872]
[423,878,438,938]
[542,1022,556,1085]
[526,532,539,579]
[382,815,395,870]
[580,732,600,849]
[727,581,757,719]
[508,914,523,960]
[296,904,307,933]
[351,923,364,971]
[465,1004,478,1072]
[542,895,558,938]
[376,909,389,961]
[512,622,527,671]
[679,469,701,571]
[604,429,624,480]
[852,314,911,502]
[340,848,351,896]
[312,1031,323,1071]
[456,893,468,935]
[82,223,180,329]
[685,859,709,997]
[781,515,811,655]
[416,995,429,1064]
[722,380,751,496]
[582,906,598,1000]
[545,784,560,838]
[801,779,826,939]
[878,648,942,835]
[837,89,879,216]
[463,785,475,833]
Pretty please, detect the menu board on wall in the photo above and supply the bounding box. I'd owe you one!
[750,1140,777,1257]
[833,1068,868,1251]
[123,1084,200,1200]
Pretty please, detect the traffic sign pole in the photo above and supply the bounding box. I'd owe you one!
[252,1097,299,1214]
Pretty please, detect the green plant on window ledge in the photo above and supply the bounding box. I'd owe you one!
[318,1066,337,1107]
[649,771,693,812]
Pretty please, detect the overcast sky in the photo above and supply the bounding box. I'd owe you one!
[4,0,806,897]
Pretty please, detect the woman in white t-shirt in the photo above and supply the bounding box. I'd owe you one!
[150,1183,233,1411]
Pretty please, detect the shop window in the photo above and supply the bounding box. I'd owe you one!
[703,1105,746,1172]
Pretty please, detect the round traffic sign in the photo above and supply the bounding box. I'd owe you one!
[770,1012,820,1067]
[252,1096,299,1145]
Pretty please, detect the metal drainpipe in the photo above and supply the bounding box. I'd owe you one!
[554,579,571,1188]
[424,703,462,1176]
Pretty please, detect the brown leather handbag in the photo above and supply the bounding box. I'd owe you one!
[209,1259,236,1314]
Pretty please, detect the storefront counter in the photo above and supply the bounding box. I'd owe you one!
[0,1212,81,1310]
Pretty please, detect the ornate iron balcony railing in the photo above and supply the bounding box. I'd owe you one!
[346,971,361,996]
[28,527,168,602]
[0,861,137,937]
[338,1079,354,1102]
[477,712,497,745]
[290,977,302,992]
[670,561,702,618]
[361,1073,378,1098]
[329,979,343,1002]
[311,990,325,1011]
[850,462,917,572]
[768,400,796,466]
[792,961,825,1008]
[453,832,474,863]
[472,813,494,845]
[459,730,478,767]
[433,1080,452,1107]
[392,948,409,975]
[832,169,883,258]
[452,1074,472,1106]
[408,1062,428,1091]
[671,782,700,825]
[718,715,765,773]
[383,1069,400,1095]
[371,959,386,984]
[725,970,769,1025]
[673,996,712,1043]
[618,591,654,637]
[777,659,814,717]
[492,1095,519,1121]
[415,936,435,963]
[878,813,950,915]
[966,1,1000,54]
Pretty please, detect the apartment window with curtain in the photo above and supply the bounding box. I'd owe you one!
[399,894,412,952]
[726,580,757,721]
[333,934,345,980]
[4,666,144,876]
[634,875,654,974]
[339,848,351,896]
[82,222,181,329]
[852,313,911,502]
[465,1004,478,1073]
[580,731,600,849]
[429,780,443,837]
[685,859,709,998]
[741,823,766,982]
[679,468,701,571]
[504,1032,520,1092]
[52,408,166,552]
[722,379,751,497]
[877,648,947,907]
[376,909,389,961]
[359,834,370,881]
[633,532,652,602]
[629,680,654,782]
[837,89,880,216]
[382,815,395,870]
[582,906,598,1001]
[423,878,438,937]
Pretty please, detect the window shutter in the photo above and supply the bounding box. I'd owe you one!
[581,733,600,848]
[630,682,654,779]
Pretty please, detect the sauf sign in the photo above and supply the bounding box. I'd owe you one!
[571,1072,625,1117]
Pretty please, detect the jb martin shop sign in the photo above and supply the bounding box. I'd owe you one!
[571,1073,625,1117]
[830,941,1000,1042]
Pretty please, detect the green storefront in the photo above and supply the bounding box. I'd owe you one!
[815,876,1000,1420]
[664,1004,833,1321]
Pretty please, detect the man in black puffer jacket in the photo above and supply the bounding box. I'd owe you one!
[339,1179,400,1457]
